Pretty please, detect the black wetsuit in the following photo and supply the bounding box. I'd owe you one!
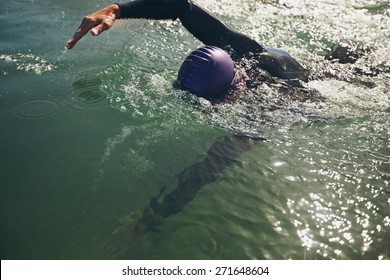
[117,0,308,81]
[102,2,382,245]
[114,0,308,229]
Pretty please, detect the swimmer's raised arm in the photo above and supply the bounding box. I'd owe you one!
[66,0,263,54]
[66,0,191,49]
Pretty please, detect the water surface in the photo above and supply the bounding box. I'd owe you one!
[0,0,389,259]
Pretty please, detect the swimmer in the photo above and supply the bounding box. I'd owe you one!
[66,0,310,103]
[67,0,376,257]
[66,0,314,257]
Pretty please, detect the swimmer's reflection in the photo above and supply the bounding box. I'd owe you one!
[103,135,263,257]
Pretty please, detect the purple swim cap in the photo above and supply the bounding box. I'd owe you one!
[176,46,237,100]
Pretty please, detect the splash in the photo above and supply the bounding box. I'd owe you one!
[98,0,390,141]
[0,53,56,75]
[92,124,157,193]
[99,125,139,166]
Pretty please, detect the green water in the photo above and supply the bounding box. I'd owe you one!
[0,0,389,260]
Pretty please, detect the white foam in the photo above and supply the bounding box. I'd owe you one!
[0,53,56,75]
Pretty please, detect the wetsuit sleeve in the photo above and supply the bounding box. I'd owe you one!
[117,0,190,20]
[116,0,264,55]
[116,1,307,80]
[179,3,264,55]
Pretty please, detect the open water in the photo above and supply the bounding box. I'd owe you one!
[0,0,389,259]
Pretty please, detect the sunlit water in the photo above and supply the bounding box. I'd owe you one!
[0,0,389,259]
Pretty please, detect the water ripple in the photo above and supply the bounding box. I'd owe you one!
[65,76,107,111]
[16,100,58,119]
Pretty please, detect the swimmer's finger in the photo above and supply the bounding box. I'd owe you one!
[66,17,100,49]
[66,5,120,49]
[90,22,112,36]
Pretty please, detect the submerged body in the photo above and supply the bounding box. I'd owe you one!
[66,0,382,257]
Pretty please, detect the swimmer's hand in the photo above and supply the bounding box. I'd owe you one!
[103,209,164,258]
[66,4,120,49]
[103,219,147,258]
